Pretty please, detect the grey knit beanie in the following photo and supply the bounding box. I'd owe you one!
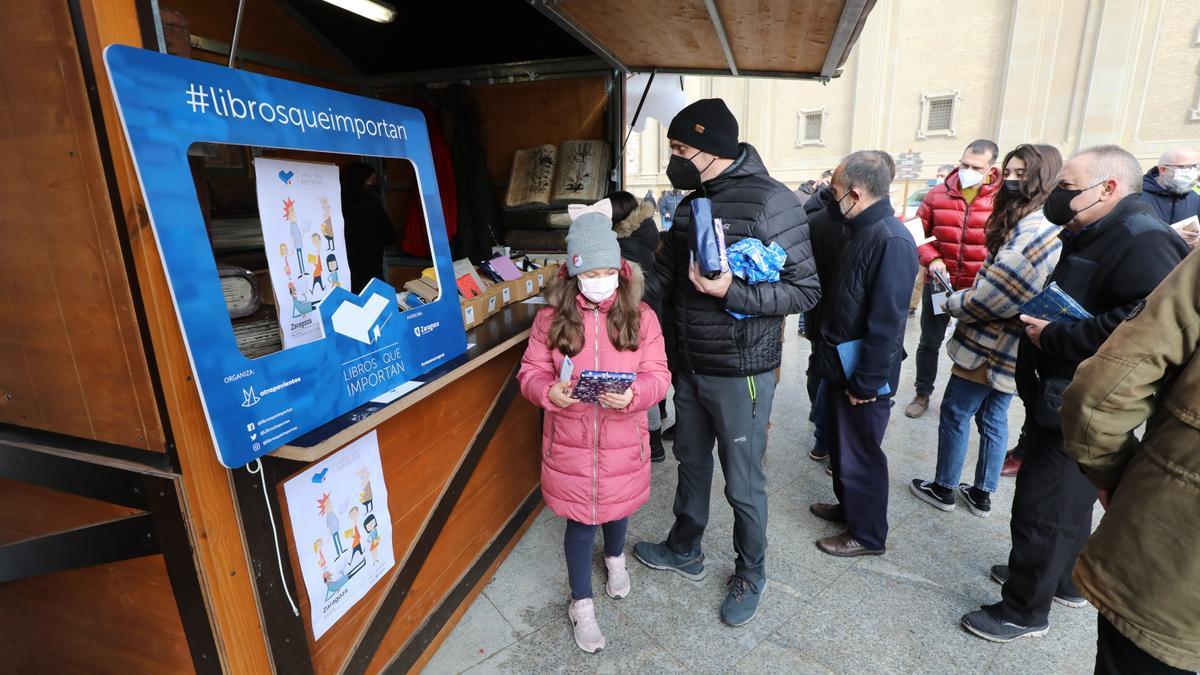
[565,212,621,277]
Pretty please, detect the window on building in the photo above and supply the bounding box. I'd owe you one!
[918,90,959,139]
[796,106,826,147]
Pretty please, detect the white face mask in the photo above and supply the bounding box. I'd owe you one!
[958,168,984,189]
[1166,167,1199,194]
[578,274,619,303]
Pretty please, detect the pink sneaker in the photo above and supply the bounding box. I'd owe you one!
[568,598,605,653]
[605,554,631,599]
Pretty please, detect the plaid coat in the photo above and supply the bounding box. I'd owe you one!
[944,212,1062,393]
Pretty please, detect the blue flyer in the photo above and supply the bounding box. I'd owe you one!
[104,45,466,467]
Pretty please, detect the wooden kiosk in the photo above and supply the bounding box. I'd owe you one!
[0,1,873,673]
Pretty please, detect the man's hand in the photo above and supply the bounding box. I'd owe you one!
[1098,488,1112,510]
[689,264,733,299]
[548,381,579,409]
[599,389,634,410]
[1020,314,1050,349]
[1179,228,1199,251]
[848,392,876,406]
[928,259,947,276]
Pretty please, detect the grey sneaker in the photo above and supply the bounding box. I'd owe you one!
[720,575,764,627]
[990,565,1089,608]
[960,608,1048,643]
[632,541,706,581]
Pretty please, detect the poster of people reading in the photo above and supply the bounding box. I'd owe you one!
[254,157,351,348]
[283,431,393,639]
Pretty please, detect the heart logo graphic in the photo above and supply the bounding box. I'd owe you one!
[278,170,295,185]
[311,467,329,483]
[331,293,391,345]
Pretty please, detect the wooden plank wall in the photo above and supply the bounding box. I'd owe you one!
[0,479,193,674]
[72,0,275,671]
[0,0,165,452]
[273,347,541,674]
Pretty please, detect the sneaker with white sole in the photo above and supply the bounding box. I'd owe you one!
[956,484,992,517]
[960,607,1048,643]
[909,479,956,511]
[568,598,605,653]
[989,564,1090,608]
[605,554,631,599]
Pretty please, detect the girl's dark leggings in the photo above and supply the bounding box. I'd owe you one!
[564,517,627,600]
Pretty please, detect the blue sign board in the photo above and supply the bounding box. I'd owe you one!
[104,45,466,467]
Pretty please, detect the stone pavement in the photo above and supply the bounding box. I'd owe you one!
[424,316,1102,674]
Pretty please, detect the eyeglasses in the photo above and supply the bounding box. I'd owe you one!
[1163,164,1199,171]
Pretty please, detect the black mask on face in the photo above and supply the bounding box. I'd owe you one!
[666,151,716,191]
[826,188,856,223]
[1002,179,1022,193]
[1043,182,1104,226]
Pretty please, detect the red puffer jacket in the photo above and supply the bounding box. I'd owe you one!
[916,166,1001,290]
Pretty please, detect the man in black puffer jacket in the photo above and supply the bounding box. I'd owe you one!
[808,150,918,558]
[634,99,819,627]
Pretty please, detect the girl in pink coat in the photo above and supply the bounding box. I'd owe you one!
[518,208,671,654]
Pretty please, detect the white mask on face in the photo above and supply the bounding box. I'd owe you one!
[958,168,984,189]
[578,274,619,303]
[1166,167,1199,194]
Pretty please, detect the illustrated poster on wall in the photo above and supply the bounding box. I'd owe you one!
[283,431,393,639]
[254,158,351,348]
[104,45,468,468]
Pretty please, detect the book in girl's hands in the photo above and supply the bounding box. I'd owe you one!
[572,370,636,404]
[1019,282,1093,322]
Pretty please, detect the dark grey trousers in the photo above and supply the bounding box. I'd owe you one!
[915,281,953,396]
[666,370,776,584]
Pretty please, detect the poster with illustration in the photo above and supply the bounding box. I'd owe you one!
[283,431,392,639]
[254,157,351,348]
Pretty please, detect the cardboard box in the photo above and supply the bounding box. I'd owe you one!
[482,284,503,317]
[460,295,486,329]
[514,270,539,301]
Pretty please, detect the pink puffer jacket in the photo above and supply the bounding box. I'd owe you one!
[518,289,671,525]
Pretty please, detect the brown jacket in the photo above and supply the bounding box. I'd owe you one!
[1062,250,1200,671]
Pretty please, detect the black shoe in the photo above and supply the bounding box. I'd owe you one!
[649,430,666,463]
[990,565,1091,608]
[808,446,829,461]
[956,484,992,518]
[662,424,676,441]
[909,479,955,511]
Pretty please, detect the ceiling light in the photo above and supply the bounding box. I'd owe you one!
[319,0,396,23]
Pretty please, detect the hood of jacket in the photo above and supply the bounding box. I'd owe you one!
[615,200,656,238]
[702,143,769,194]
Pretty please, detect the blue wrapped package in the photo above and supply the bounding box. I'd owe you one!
[689,198,727,278]
[725,238,787,319]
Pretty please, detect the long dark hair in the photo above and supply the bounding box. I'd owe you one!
[985,144,1063,256]
[544,264,644,356]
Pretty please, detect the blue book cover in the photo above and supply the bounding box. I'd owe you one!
[1019,282,1093,322]
[836,339,891,396]
[573,370,636,404]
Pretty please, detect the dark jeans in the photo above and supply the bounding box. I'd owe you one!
[667,370,776,584]
[1096,614,1191,675]
[806,353,829,454]
[989,423,1096,626]
[828,386,892,550]
[564,518,627,600]
[915,282,953,397]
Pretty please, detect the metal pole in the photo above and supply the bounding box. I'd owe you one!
[228,0,247,68]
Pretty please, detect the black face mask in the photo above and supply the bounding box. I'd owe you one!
[826,188,856,223]
[1044,182,1104,226]
[666,152,715,191]
[1002,179,1022,194]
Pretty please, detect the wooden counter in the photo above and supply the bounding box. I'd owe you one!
[234,301,545,674]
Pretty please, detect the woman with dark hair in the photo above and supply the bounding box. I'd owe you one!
[910,144,1064,517]
[606,191,668,461]
[341,162,396,294]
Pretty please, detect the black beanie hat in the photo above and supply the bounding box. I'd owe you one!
[667,98,740,159]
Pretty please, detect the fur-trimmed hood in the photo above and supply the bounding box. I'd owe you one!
[614,200,656,238]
